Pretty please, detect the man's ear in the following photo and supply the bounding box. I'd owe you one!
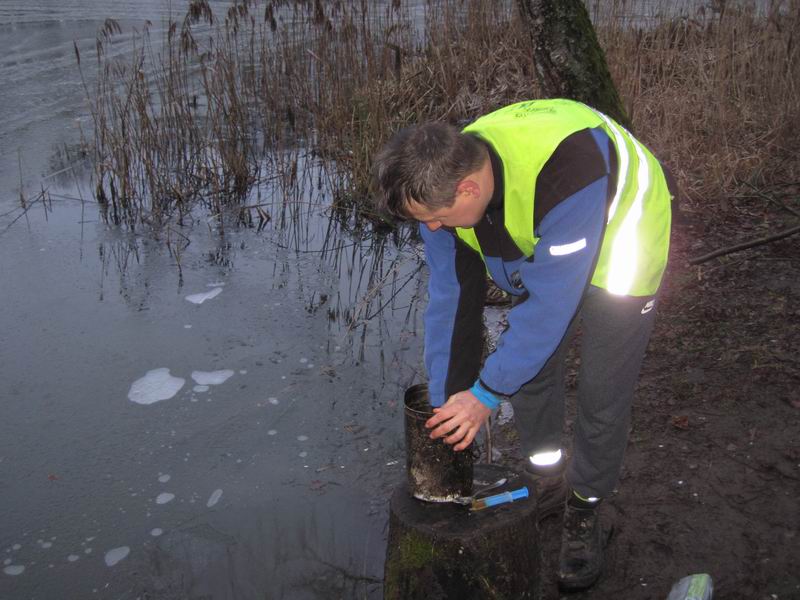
[455,178,480,198]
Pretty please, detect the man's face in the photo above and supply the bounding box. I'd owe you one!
[404,161,493,232]
[405,192,487,232]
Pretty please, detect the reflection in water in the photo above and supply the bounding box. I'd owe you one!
[137,488,384,599]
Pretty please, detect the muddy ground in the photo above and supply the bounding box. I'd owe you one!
[489,189,800,600]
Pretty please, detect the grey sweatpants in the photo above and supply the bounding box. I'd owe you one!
[509,284,658,499]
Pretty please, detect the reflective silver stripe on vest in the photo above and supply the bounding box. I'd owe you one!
[594,112,628,223]
[591,109,653,295]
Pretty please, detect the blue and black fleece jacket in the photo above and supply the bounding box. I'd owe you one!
[422,126,618,407]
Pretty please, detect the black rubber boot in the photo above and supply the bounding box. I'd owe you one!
[557,496,604,591]
[522,464,568,522]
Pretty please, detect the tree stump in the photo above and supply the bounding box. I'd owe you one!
[384,464,540,600]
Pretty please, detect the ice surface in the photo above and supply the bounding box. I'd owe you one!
[104,546,129,567]
[185,287,223,304]
[128,369,185,405]
[206,489,223,508]
[191,370,234,386]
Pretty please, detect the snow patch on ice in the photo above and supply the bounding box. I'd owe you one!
[104,546,129,567]
[206,489,223,508]
[128,369,185,405]
[156,493,175,505]
[3,565,24,576]
[185,287,223,305]
[191,370,234,386]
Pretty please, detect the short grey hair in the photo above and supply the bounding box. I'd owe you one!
[372,123,487,220]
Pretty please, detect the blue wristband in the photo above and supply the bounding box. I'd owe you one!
[470,380,500,410]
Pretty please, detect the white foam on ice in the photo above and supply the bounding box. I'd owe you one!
[128,369,185,405]
[191,370,234,386]
[156,493,175,505]
[104,546,130,567]
[206,489,223,508]
[185,287,223,305]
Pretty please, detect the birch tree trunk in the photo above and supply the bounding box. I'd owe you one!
[516,0,632,131]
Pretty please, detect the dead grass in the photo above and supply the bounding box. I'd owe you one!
[78,0,800,228]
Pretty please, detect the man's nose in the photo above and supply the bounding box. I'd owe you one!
[425,221,442,232]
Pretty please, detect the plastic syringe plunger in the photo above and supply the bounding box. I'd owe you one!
[469,487,529,511]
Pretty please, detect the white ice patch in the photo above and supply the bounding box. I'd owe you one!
[207,282,225,287]
[158,474,171,483]
[3,565,24,576]
[104,546,129,567]
[206,489,223,508]
[193,385,210,393]
[41,542,52,549]
[185,287,223,305]
[268,397,279,405]
[128,369,185,405]
[267,430,277,436]
[156,493,175,505]
[67,555,79,562]
[150,528,163,537]
[191,370,234,386]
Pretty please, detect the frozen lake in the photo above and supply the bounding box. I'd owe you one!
[1,3,426,598]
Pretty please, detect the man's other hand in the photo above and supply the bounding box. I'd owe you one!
[424,390,490,451]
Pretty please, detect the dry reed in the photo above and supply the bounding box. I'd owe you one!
[78,0,799,228]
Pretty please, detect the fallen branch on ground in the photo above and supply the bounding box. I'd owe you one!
[688,223,800,265]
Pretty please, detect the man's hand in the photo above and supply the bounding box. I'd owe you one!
[425,390,490,452]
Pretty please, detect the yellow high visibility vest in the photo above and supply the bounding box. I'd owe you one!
[458,99,671,296]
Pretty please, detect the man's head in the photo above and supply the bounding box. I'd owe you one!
[372,123,493,231]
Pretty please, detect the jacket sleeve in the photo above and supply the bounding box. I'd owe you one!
[420,224,487,407]
[478,175,608,396]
